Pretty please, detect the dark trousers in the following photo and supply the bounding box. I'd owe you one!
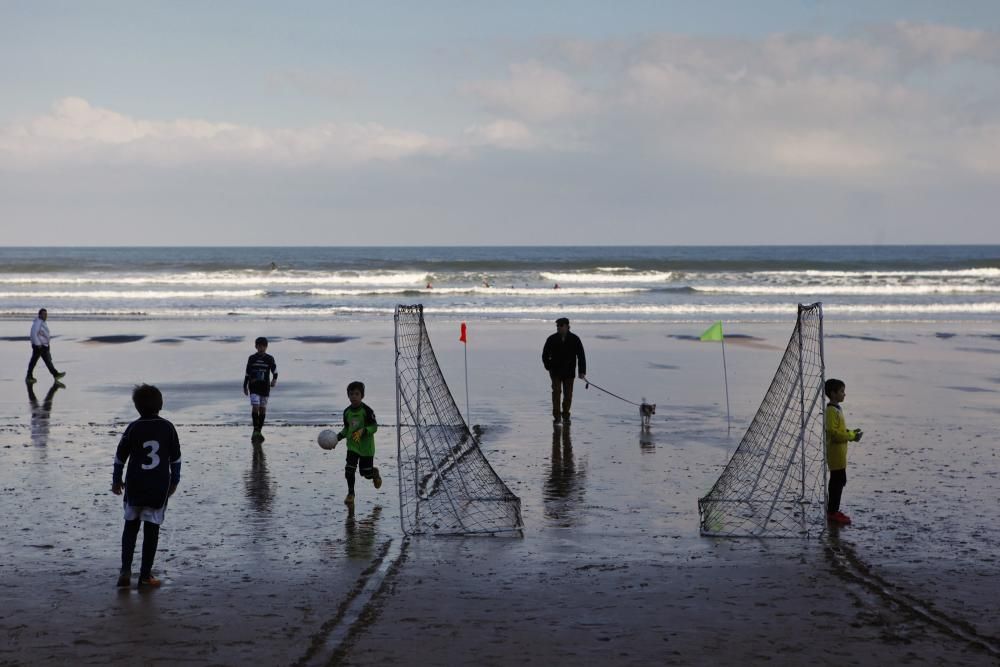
[827,468,847,513]
[121,519,161,578]
[550,372,575,419]
[27,345,58,378]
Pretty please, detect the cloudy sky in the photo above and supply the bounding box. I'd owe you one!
[3,1,1000,246]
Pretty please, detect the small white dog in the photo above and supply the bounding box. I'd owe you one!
[640,399,656,429]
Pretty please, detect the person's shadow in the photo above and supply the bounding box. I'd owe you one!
[345,504,383,561]
[544,423,586,525]
[28,380,63,450]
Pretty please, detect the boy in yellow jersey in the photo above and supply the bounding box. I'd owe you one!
[824,378,863,526]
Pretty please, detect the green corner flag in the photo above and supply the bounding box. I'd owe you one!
[700,321,724,342]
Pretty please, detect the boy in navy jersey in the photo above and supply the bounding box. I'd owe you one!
[112,384,181,588]
[243,336,278,440]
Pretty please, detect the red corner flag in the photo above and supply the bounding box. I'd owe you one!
[459,322,467,343]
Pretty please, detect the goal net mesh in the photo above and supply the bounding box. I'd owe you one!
[698,303,827,537]
[394,304,523,536]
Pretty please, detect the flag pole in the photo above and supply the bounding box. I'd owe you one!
[699,321,730,435]
[460,322,470,427]
[464,341,470,426]
[721,335,731,435]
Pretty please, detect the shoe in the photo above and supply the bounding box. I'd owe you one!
[251,430,262,440]
[344,493,355,505]
[137,575,161,588]
[54,380,66,389]
[373,468,382,490]
[562,414,571,423]
[827,511,851,526]
[116,571,131,588]
[26,376,37,385]
[54,371,66,379]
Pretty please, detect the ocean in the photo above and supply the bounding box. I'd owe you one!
[1,245,999,322]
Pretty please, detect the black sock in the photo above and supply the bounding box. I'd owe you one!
[121,519,140,572]
[139,522,160,578]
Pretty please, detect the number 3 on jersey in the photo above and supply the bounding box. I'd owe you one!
[141,440,161,470]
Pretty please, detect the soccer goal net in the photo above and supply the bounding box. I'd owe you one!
[394,305,523,536]
[698,303,827,538]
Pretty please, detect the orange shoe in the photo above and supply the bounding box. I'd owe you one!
[138,575,162,588]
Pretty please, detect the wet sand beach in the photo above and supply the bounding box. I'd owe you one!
[1,317,998,665]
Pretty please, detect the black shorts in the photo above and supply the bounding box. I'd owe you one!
[345,450,375,476]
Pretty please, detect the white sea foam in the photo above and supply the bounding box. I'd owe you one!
[419,302,1000,315]
[752,268,1000,278]
[539,271,675,283]
[9,301,999,321]
[2,252,998,323]
[696,285,1000,296]
[0,289,266,299]
[297,286,643,296]
[0,271,430,287]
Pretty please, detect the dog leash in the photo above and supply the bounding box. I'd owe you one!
[584,379,642,407]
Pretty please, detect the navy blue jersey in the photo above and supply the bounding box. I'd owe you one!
[114,417,182,508]
[245,352,278,396]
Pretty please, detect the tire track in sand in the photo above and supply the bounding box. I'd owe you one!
[825,532,1000,660]
[294,536,407,666]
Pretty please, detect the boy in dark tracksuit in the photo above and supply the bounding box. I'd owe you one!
[112,384,181,588]
[243,336,278,440]
[336,381,381,505]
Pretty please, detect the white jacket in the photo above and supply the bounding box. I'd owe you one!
[30,317,50,346]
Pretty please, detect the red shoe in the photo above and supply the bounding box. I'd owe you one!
[827,511,852,525]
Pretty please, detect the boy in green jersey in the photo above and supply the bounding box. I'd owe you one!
[336,381,381,505]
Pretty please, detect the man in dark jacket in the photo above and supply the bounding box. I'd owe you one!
[542,317,587,423]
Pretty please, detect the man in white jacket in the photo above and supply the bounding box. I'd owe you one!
[26,308,66,384]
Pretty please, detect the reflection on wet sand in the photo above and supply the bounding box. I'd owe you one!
[345,504,382,561]
[28,380,63,451]
[639,427,655,453]
[544,423,586,526]
[244,441,276,518]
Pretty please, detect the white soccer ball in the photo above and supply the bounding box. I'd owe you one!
[317,429,338,450]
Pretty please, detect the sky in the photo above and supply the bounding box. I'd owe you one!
[2,1,1000,246]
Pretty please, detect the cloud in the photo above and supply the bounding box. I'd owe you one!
[5,22,1000,187]
[889,20,1000,66]
[555,23,1000,183]
[463,119,538,150]
[463,61,598,122]
[0,97,451,168]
